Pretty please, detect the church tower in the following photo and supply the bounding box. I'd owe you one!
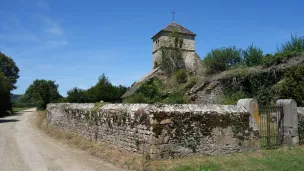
[151,22,197,70]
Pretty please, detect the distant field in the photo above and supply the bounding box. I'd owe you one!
[13,107,33,112]
[154,147,304,171]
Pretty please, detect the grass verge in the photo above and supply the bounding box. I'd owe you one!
[13,107,33,112]
[153,147,304,171]
[35,110,144,171]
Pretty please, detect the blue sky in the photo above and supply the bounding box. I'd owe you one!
[1,0,303,96]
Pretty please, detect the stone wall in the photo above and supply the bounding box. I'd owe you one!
[47,103,259,159]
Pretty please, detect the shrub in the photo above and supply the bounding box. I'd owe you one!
[203,46,242,75]
[174,69,188,84]
[262,51,301,67]
[299,114,304,145]
[278,34,304,53]
[220,90,249,105]
[275,65,304,106]
[124,78,164,104]
[243,44,263,67]
[162,91,188,104]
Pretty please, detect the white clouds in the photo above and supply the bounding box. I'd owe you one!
[36,0,51,12]
[45,23,64,35]
[40,15,65,36]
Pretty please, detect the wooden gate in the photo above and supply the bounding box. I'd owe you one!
[259,105,284,149]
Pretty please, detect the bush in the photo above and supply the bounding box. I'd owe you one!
[174,69,188,84]
[220,90,249,105]
[262,51,301,67]
[275,65,304,106]
[243,44,263,67]
[124,78,164,104]
[299,114,304,145]
[203,46,242,75]
[278,34,304,53]
[162,91,188,104]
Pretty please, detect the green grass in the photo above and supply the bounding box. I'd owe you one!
[153,147,304,171]
[13,107,33,112]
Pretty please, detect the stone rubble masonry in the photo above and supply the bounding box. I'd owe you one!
[47,103,260,159]
[277,99,299,146]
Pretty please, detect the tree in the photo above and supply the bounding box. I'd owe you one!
[25,79,62,110]
[0,72,12,115]
[243,44,263,67]
[67,87,88,103]
[203,46,242,75]
[67,74,128,103]
[0,52,20,90]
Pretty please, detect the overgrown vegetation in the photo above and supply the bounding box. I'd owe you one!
[278,34,304,53]
[160,28,185,75]
[199,34,304,105]
[124,77,164,103]
[203,34,304,75]
[275,65,304,105]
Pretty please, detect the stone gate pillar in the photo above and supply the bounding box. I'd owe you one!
[237,98,260,131]
[237,98,260,150]
[276,99,299,146]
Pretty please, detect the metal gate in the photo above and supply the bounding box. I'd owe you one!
[259,105,284,149]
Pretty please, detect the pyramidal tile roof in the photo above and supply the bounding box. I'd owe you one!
[152,22,196,39]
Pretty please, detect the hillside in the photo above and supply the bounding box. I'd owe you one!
[189,54,304,105]
[123,52,304,106]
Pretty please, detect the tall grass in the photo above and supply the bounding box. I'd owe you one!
[278,34,304,53]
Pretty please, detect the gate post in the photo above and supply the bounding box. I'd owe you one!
[237,98,260,131]
[237,98,260,150]
[276,99,299,146]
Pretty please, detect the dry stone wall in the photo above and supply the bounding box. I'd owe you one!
[47,103,259,159]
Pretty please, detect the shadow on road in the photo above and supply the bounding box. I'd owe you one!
[0,119,19,123]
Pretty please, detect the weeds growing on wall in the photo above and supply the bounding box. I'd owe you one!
[160,27,186,76]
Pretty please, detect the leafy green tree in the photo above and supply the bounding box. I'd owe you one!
[203,46,242,75]
[69,74,127,103]
[0,52,20,90]
[25,79,62,110]
[243,44,263,67]
[67,87,88,103]
[0,72,12,115]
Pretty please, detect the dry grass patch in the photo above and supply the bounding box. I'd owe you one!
[35,111,144,170]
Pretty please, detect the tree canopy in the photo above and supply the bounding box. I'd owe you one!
[66,74,128,103]
[0,72,12,115]
[0,52,20,90]
[24,79,62,110]
[203,46,242,74]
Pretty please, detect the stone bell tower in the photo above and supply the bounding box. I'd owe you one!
[151,22,197,71]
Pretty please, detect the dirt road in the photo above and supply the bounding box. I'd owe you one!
[0,108,124,171]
